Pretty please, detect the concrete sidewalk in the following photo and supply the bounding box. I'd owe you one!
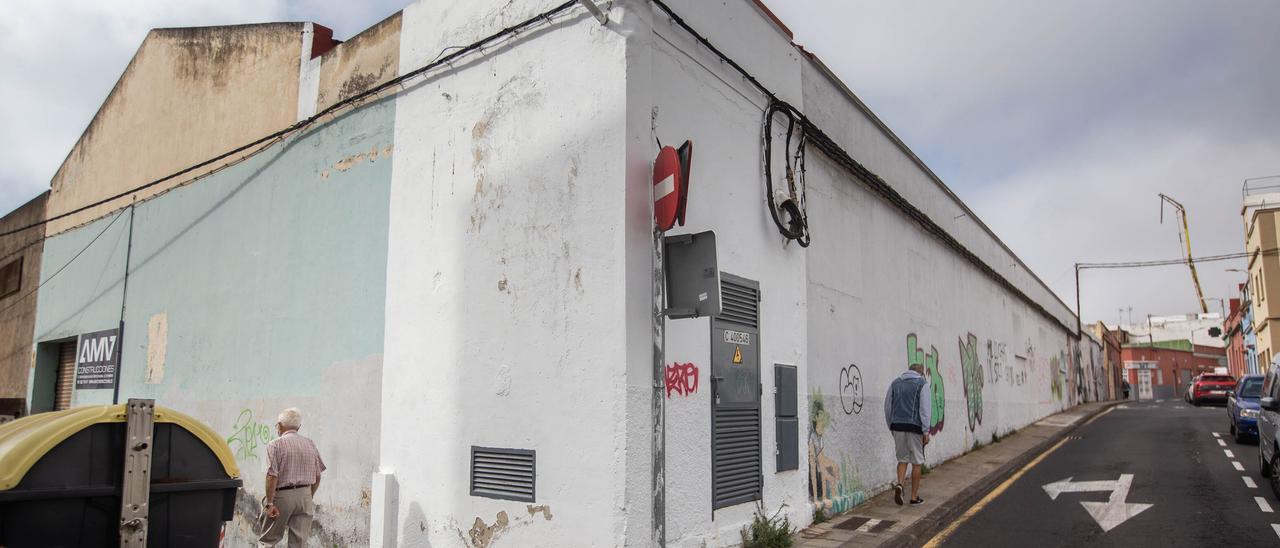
[794,401,1118,548]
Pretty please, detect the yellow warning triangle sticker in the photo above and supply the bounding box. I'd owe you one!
[732,346,743,364]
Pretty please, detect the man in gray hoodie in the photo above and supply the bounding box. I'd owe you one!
[884,364,932,505]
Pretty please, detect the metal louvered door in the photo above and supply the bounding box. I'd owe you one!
[711,274,761,510]
[55,340,76,411]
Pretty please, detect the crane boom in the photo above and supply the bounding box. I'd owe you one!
[1159,193,1208,314]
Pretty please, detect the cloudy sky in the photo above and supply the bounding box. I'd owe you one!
[2,0,1277,326]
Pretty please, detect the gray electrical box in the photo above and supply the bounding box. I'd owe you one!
[664,231,721,319]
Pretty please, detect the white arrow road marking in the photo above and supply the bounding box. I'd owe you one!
[1245,476,1258,488]
[1226,450,1235,458]
[1257,497,1274,513]
[1042,474,1152,533]
[1233,461,1245,471]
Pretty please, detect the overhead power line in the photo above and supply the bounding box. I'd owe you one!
[1077,250,1254,270]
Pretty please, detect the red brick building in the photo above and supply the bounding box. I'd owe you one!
[1224,298,1247,379]
[1120,340,1229,400]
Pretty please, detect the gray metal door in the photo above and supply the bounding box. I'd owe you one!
[711,274,761,509]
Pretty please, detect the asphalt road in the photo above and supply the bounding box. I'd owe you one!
[939,399,1280,547]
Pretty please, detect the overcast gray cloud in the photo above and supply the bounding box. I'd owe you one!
[768,0,1280,325]
[2,1,1276,326]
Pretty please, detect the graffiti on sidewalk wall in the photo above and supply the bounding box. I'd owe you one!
[907,333,945,435]
[959,333,983,432]
[664,362,699,398]
[987,340,1024,386]
[1049,351,1065,402]
[838,364,864,415]
[1073,344,1086,404]
[808,390,866,514]
[226,408,273,460]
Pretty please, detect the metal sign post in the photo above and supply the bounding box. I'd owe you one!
[119,398,155,546]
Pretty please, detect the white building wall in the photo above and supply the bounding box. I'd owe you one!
[380,1,633,546]
[631,0,1081,544]
[636,0,810,544]
[378,0,1083,545]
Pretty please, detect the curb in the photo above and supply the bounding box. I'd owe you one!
[880,401,1122,548]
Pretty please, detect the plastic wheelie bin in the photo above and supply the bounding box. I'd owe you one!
[0,400,241,547]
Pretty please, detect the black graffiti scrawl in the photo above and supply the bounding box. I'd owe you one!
[838,364,864,415]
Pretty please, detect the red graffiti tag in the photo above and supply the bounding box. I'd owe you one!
[665,362,699,398]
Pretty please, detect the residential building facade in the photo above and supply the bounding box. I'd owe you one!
[1243,182,1280,370]
[0,192,47,421]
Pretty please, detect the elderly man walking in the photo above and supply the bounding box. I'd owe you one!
[259,407,326,547]
[884,364,931,506]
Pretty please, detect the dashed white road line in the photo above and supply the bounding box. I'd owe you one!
[1218,439,1228,447]
[1226,450,1236,458]
[1272,524,1280,539]
[1256,496,1274,513]
[1233,461,1246,471]
[1245,476,1258,488]
[1213,432,1221,438]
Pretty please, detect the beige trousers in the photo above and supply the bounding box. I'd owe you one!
[258,487,314,547]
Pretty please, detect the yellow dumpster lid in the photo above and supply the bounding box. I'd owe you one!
[0,404,240,490]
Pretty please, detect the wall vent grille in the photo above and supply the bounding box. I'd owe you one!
[720,279,759,328]
[470,446,535,502]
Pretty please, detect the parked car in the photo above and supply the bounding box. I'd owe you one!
[1188,374,1236,406]
[1257,364,1280,496]
[1228,374,1265,443]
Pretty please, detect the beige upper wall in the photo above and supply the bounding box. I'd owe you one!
[0,192,49,401]
[45,24,305,234]
[315,13,402,112]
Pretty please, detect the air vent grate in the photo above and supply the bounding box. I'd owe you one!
[720,279,759,328]
[470,446,535,502]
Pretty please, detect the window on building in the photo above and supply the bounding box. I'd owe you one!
[0,257,21,299]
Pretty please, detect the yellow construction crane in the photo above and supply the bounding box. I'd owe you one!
[1159,193,1208,314]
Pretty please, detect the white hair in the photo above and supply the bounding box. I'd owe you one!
[277,407,303,430]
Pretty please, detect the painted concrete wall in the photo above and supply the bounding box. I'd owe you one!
[45,24,305,234]
[0,192,48,408]
[30,95,394,545]
[630,0,1085,544]
[379,1,631,546]
[635,1,811,545]
[315,13,403,112]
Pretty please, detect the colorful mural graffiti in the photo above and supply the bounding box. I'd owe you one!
[907,333,945,435]
[959,333,983,432]
[808,390,866,514]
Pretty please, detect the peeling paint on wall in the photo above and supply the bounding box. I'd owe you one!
[144,312,167,384]
[468,511,509,548]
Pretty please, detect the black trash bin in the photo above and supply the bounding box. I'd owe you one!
[0,403,242,547]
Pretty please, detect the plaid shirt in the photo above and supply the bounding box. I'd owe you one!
[266,430,326,488]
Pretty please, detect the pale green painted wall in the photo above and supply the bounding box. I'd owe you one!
[29,97,395,545]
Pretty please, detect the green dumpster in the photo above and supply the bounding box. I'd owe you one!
[0,402,242,547]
